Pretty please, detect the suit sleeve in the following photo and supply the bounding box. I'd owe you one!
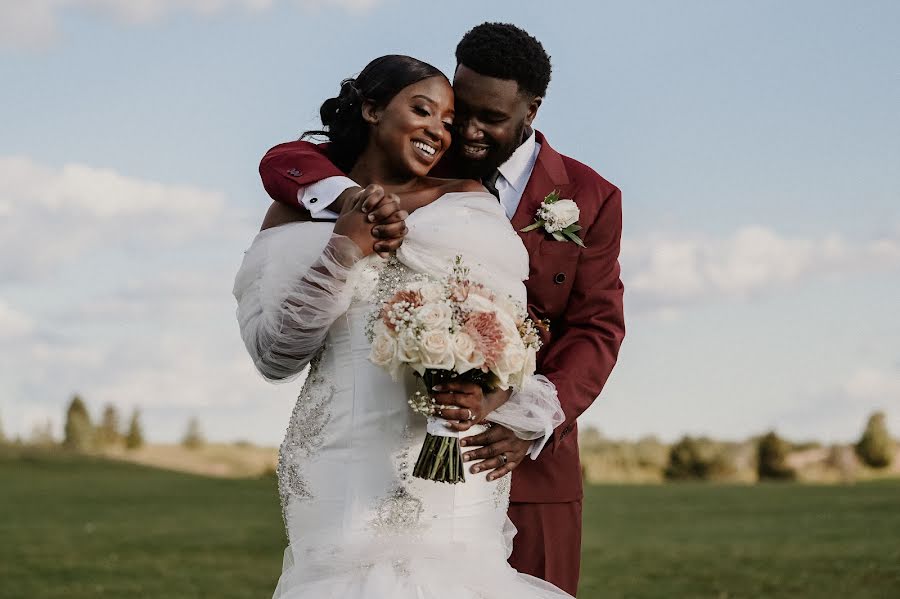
[259,140,347,208]
[539,185,625,450]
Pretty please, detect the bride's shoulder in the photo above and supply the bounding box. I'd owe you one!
[416,177,488,197]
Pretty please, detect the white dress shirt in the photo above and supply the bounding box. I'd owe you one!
[493,129,541,220]
[291,131,549,460]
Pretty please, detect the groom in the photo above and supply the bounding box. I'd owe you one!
[258,23,624,596]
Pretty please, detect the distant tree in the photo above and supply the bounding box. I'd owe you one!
[96,404,122,447]
[579,426,602,448]
[63,395,93,451]
[125,409,145,450]
[0,410,6,444]
[664,436,711,480]
[757,431,796,480]
[30,419,55,447]
[855,411,895,468]
[181,417,205,450]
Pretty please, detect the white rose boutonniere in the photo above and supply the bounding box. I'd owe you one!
[520,190,585,247]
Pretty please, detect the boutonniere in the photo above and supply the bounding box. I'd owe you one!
[519,190,585,247]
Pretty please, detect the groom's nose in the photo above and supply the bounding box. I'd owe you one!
[458,117,484,142]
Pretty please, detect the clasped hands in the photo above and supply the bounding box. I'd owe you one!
[332,184,409,257]
[335,184,531,480]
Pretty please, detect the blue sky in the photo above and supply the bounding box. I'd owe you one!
[1,1,898,445]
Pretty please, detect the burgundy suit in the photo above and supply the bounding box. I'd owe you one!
[259,132,625,596]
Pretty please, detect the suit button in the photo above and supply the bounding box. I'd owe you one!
[554,272,567,284]
[309,197,318,204]
[287,168,302,177]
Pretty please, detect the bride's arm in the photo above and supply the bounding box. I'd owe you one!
[234,192,407,381]
[234,227,363,382]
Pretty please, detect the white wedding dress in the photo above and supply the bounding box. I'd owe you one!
[234,192,571,599]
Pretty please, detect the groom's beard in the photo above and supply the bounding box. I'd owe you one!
[453,121,526,181]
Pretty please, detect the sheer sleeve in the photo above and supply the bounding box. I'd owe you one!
[486,375,564,441]
[233,222,362,382]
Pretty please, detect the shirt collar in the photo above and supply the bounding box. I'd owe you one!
[497,129,539,193]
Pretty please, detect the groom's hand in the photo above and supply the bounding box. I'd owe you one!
[459,425,531,481]
[430,384,511,432]
[350,185,409,257]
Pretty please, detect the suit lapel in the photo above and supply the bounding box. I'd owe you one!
[512,131,570,233]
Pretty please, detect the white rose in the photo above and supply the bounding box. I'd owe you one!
[416,282,444,303]
[544,199,580,230]
[369,331,397,369]
[452,332,485,373]
[494,342,527,389]
[396,330,420,364]
[415,302,453,330]
[462,292,496,314]
[419,329,455,371]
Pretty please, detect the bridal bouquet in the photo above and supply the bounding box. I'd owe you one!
[368,257,542,483]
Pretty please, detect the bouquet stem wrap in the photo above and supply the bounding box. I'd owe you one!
[413,369,493,484]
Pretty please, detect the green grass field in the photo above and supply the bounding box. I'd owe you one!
[2,451,898,598]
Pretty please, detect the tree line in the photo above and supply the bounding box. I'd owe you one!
[579,411,896,483]
[0,395,207,451]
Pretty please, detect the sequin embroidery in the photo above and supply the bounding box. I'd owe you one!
[277,348,335,534]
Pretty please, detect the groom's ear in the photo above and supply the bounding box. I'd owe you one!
[361,100,381,125]
[523,96,542,128]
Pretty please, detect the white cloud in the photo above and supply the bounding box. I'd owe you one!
[0,0,380,49]
[844,367,900,402]
[0,155,238,280]
[623,225,900,316]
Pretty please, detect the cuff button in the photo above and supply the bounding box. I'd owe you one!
[309,197,318,204]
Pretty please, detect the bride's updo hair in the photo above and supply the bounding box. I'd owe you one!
[304,55,447,172]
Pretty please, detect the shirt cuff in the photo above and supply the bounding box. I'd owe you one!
[528,435,549,460]
[298,176,358,219]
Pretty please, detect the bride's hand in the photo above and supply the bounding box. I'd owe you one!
[334,185,406,256]
[430,383,512,433]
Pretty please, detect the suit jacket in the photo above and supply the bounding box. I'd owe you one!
[258,132,626,503]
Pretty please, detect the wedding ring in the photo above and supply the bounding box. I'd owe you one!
[466,409,475,421]
[499,453,508,465]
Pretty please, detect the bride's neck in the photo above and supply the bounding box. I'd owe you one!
[349,147,420,193]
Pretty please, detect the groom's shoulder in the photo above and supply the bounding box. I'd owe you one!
[538,132,619,201]
[558,152,619,200]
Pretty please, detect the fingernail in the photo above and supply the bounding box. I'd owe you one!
[432,385,443,392]
[471,466,480,473]
[462,453,471,461]
[368,214,375,221]
[487,474,496,481]
[459,439,468,447]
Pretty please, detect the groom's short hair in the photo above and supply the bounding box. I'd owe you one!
[455,22,552,98]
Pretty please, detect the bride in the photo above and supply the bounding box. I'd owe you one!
[234,55,570,599]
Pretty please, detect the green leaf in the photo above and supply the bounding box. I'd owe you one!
[567,224,583,232]
[519,221,544,233]
[543,190,561,204]
[563,230,586,247]
[552,232,566,242]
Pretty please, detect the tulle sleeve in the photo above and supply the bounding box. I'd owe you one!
[486,374,564,441]
[233,222,362,382]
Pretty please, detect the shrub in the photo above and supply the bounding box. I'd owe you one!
[63,395,93,451]
[855,411,895,468]
[125,409,145,450]
[757,431,795,480]
[664,436,710,480]
[181,417,205,450]
[96,404,122,447]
